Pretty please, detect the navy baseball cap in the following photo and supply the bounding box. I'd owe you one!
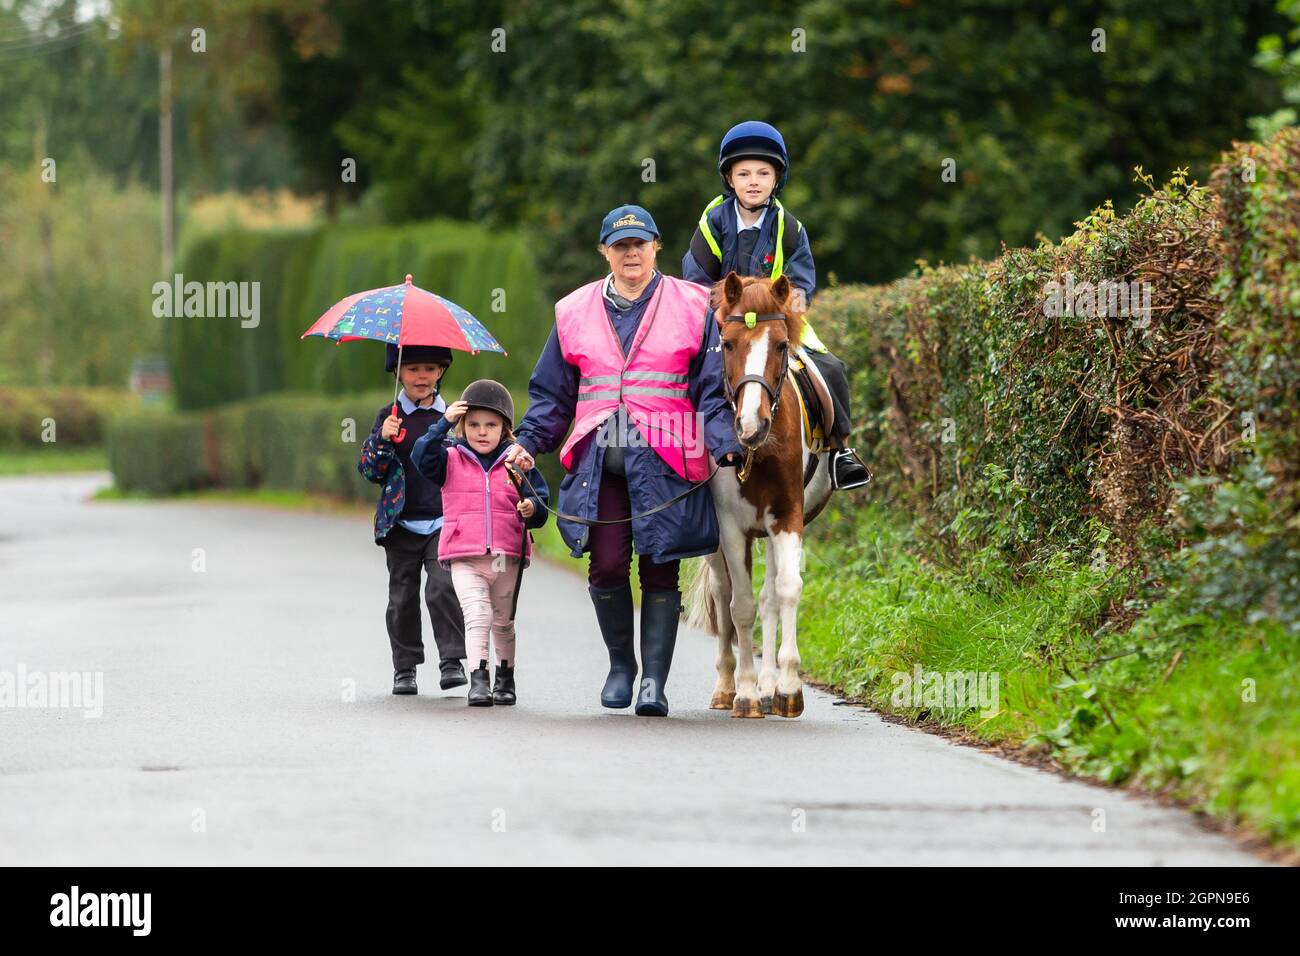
[600,204,659,245]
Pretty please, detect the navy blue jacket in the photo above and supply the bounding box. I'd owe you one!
[513,274,743,563]
[682,198,817,304]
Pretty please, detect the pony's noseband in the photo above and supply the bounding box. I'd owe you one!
[722,311,791,416]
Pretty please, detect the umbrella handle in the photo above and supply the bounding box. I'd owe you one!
[391,403,406,443]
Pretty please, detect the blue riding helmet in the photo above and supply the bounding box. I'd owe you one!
[718,121,789,194]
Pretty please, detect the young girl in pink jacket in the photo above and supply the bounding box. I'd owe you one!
[411,379,550,706]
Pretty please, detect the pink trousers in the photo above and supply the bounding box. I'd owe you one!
[448,554,519,665]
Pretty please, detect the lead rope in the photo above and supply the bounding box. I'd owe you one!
[504,459,721,527]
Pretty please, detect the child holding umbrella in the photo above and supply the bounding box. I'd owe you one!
[358,344,468,695]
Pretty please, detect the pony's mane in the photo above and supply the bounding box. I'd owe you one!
[711,275,804,346]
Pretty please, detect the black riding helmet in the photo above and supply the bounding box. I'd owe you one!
[385,343,453,374]
[458,379,515,431]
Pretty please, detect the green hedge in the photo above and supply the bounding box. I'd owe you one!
[0,387,136,449]
[105,386,567,511]
[808,126,1300,630]
[814,131,1294,550]
[167,220,550,411]
[107,390,393,499]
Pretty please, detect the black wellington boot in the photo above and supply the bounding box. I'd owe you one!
[831,447,873,490]
[467,660,494,707]
[492,661,516,706]
[635,590,682,717]
[589,584,637,708]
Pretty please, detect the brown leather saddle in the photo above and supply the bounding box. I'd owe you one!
[790,347,836,454]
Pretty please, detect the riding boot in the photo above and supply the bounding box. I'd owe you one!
[831,446,872,490]
[467,660,494,706]
[589,584,637,708]
[635,589,682,717]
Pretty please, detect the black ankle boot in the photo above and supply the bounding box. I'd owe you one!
[467,660,493,706]
[493,661,516,705]
[635,590,682,717]
[589,584,636,708]
[831,447,872,490]
[439,659,468,690]
[392,668,417,695]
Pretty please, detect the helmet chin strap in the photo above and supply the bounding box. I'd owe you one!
[734,194,772,214]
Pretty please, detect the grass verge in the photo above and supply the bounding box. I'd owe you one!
[782,503,1298,857]
[0,447,107,475]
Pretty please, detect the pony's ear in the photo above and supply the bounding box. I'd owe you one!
[771,274,792,306]
[723,271,745,308]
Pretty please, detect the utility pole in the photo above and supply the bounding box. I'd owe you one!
[159,44,174,277]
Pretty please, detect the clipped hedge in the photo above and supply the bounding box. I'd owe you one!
[107,390,392,500]
[0,386,136,449]
[106,386,567,510]
[167,220,551,411]
[813,129,1300,559]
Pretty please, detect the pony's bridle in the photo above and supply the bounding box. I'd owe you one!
[721,310,792,482]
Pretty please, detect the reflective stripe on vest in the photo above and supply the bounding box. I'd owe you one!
[554,276,711,482]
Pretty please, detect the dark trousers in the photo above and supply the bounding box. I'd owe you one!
[806,348,853,442]
[588,471,680,592]
[381,524,466,670]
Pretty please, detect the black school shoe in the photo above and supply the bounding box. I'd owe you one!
[467,661,494,707]
[439,659,468,690]
[392,668,418,695]
[493,661,516,705]
[831,447,873,490]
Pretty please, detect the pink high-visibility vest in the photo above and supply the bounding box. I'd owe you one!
[554,275,711,482]
[437,444,533,563]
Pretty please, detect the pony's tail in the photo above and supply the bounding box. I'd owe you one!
[683,555,720,636]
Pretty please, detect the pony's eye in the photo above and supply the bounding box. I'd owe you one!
[722,341,734,351]
[777,341,789,351]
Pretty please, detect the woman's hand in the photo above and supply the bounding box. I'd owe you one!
[505,443,535,472]
[516,498,536,519]
[380,414,402,440]
[443,399,470,423]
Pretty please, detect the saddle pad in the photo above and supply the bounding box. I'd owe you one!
[789,354,829,455]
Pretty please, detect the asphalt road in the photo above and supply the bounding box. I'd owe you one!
[0,473,1262,865]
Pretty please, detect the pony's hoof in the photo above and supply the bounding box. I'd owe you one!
[710,690,736,710]
[759,696,773,714]
[731,696,764,719]
[771,689,804,718]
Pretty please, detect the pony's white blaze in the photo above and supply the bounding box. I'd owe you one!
[736,327,770,441]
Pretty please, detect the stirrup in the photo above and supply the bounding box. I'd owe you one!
[831,447,872,490]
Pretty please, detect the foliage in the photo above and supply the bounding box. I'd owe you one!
[167,218,551,410]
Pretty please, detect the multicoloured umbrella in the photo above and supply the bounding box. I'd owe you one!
[301,274,507,440]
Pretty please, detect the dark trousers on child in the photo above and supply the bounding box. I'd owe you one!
[381,524,466,670]
[587,470,680,591]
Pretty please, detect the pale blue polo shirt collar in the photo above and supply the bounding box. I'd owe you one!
[397,390,447,415]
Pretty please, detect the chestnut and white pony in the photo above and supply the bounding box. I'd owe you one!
[685,273,833,718]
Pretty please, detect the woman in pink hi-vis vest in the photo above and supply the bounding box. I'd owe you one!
[505,205,746,718]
